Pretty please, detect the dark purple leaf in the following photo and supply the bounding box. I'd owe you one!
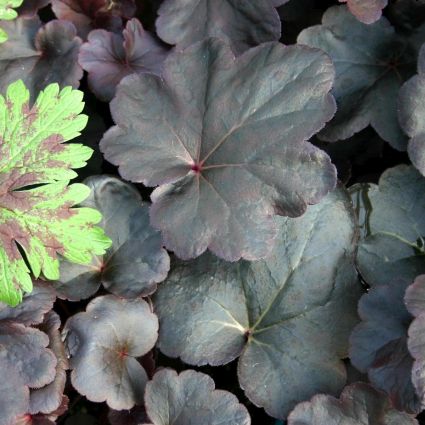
[51,0,136,39]
[405,275,425,410]
[287,383,418,425]
[0,363,29,425]
[16,0,51,17]
[29,312,69,415]
[0,281,56,326]
[298,5,417,150]
[154,188,361,419]
[0,322,56,389]
[143,369,251,425]
[79,18,167,101]
[339,0,387,24]
[0,17,83,100]
[56,176,170,300]
[63,295,158,410]
[350,279,421,412]
[399,44,425,176]
[156,0,281,54]
[101,38,337,261]
[356,165,425,286]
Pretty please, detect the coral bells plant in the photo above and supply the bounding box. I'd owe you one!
[1,1,425,424]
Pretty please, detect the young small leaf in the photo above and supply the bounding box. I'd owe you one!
[63,295,158,410]
[79,18,167,102]
[0,79,111,305]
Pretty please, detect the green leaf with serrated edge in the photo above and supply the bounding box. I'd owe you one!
[0,80,111,306]
[0,0,23,43]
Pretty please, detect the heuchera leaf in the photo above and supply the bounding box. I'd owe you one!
[101,38,337,261]
[405,275,425,409]
[349,278,421,413]
[51,0,136,39]
[56,175,170,301]
[0,362,29,425]
[79,18,168,102]
[298,5,417,150]
[0,0,22,43]
[29,311,69,416]
[154,188,361,419]
[0,17,83,100]
[0,322,56,389]
[63,295,158,410]
[399,44,425,176]
[338,0,388,24]
[143,369,251,425]
[287,383,418,425]
[156,0,282,54]
[356,165,425,287]
[0,80,111,306]
[0,281,56,325]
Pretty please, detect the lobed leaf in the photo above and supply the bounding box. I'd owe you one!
[79,18,167,102]
[56,175,170,301]
[63,295,158,410]
[154,188,361,418]
[287,383,418,425]
[0,362,29,425]
[0,322,56,389]
[143,369,251,425]
[349,279,421,412]
[51,0,136,39]
[356,165,425,286]
[156,0,282,54]
[0,80,111,305]
[0,17,83,101]
[101,38,337,261]
[399,44,425,176]
[405,275,425,410]
[29,312,69,416]
[298,5,417,150]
